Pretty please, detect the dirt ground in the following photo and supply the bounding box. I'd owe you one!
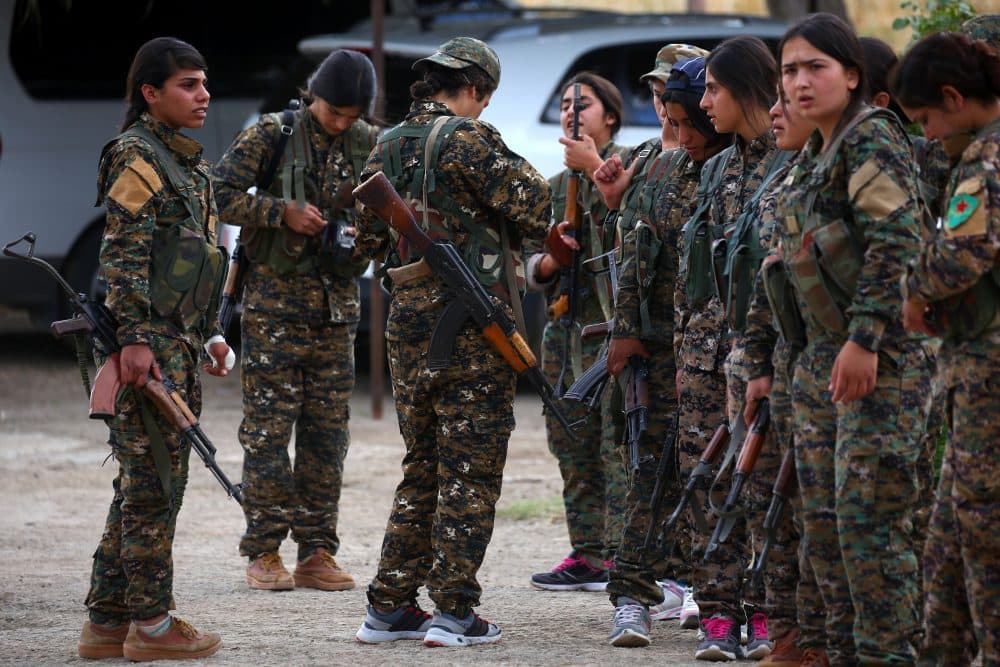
[0,333,708,666]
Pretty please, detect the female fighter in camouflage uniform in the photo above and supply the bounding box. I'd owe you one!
[894,31,1000,665]
[78,37,230,661]
[774,14,929,663]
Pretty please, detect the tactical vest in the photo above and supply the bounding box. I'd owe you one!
[714,151,792,332]
[375,114,522,303]
[783,107,911,336]
[242,106,378,276]
[620,147,687,337]
[100,125,227,337]
[681,147,732,308]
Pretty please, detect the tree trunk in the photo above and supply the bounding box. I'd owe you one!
[766,0,851,24]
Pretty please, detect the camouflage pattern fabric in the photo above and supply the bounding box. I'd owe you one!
[87,114,216,622]
[534,140,630,566]
[355,100,549,617]
[777,116,928,664]
[962,14,1000,48]
[905,122,1000,665]
[607,147,693,605]
[211,106,375,561]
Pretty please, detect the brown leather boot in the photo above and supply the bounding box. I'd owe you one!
[799,647,831,667]
[757,628,805,665]
[246,552,294,590]
[122,616,221,661]
[78,620,129,659]
[293,547,355,591]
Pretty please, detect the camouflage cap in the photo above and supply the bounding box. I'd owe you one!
[640,43,710,85]
[413,36,501,86]
[962,15,1000,50]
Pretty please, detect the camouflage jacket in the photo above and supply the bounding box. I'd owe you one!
[675,130,781,371]
[355,100,550,310]
[97,113,220,348]
[527,139,631,326]
[211,106,375,324]
[777,115,922,352]
[905,118,1000,357]
[913,135,952,223]
[614,147,697,345]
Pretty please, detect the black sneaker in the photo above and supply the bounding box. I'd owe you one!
[530,551,609,591]
[422,610,501,647]
[355,602,433,643]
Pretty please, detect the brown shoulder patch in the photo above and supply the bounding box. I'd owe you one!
[848,158,909,221]
[107,157,163,215]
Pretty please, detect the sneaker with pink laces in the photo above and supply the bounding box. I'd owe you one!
[529,550,609,591]
[744,611,774,659]
[695,614,741,661]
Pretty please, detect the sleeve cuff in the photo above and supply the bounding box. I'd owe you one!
[117,327,151,347]
[847,314,887,352]
[526,253,556,292]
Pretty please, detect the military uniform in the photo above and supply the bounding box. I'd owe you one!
[606,144,692,606]
[211,105,374,564]
[355,99,549,618]
[86,113,224,623]
[904,119,1000,665]
[531,139,630,567]
[775,110,929,664]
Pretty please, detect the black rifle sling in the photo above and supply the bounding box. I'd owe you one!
[262,106,297,190]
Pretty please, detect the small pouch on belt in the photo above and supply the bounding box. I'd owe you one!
[386,258,432,287]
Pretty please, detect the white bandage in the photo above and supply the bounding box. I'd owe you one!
[204,334,236,371]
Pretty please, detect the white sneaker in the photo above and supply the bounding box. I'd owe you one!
[649,580,686,621]
[679,587,700,630]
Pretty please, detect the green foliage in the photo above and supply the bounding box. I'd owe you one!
[496,495,564,522]
[893,0,978,44]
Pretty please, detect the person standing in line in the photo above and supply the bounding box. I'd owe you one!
[211,49,378,593]
[775,13,928,663]
[527,72,631,593]
[893,30,1000,666]
[78,36,229,661]
[351,37,551,647]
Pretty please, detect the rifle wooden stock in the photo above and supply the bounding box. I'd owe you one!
[773,447,796,497]
[580,320,612,339]
[735,399,771,475]
[354,172,431,256]
[702,423,731,465]
[482,322,532,374]
[89,352,122,420]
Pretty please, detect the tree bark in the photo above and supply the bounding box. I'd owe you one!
[766,0,850,24]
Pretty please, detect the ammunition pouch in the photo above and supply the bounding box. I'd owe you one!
[762,256,806,349]
[683,216,722,308]
[150,222,228,335]
[634,221,661,337]
[241,225,316,276]
[786,218,863,335]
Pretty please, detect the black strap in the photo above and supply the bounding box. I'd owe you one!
[262,105,298,190]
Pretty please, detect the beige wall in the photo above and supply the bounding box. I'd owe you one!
[518,0,1000,50]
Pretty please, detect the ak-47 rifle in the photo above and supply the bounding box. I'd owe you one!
[622,356,648,474]
[748,447,796,587]
[644,422,729,553]
[217,238,248,333]
[704,398,770,561]
[352,172,576,439]
[3,232,245,504]
[547,82,584,397]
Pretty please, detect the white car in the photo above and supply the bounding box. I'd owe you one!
[299,9,788,178]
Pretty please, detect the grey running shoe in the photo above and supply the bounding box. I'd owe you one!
[355,602,433,643]
[608,597,651,647]
[695,614,741,661]
[744,612,773,659]
[530,551,609,591]
[422,610,501,647]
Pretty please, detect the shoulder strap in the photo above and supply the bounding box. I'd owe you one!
[262,103,298,190]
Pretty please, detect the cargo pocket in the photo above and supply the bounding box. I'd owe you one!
[150,222,207,323]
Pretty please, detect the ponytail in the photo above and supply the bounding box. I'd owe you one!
[892,32,1000,109]
[121,37,207,132]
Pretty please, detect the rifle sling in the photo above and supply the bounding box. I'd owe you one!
[133,388,174,503]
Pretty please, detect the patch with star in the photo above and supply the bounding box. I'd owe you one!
[946,177,988,236]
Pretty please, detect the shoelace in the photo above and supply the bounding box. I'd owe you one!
[613,604,648,628]
[552,553,584,572]
[404,605,431,621]
[257,553,284,571]
[748,612,768,641]
[702,615,736,640]
[315,551,338,567]
[170,617,198,640]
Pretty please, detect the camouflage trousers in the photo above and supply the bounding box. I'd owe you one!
[367,279,515,618]
[677,358,747,623]
[792,336,929,665]
[86,335,198,623]
[913,342,945,590]
[541,323,626,563]
[606,342,684,606]
[238,308,355,561]
[921,353,999,666]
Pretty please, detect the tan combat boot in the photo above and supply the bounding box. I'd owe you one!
[122,616,221,661]
[78,620,129,659]
[757,627,805,665]
[799,647,831,667]
[293,547,355,591]
[246,552,294,590]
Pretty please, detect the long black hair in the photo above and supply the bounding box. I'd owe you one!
[411,63,496,102]
[892,31,1000,109]
[704,36,777,134]
[661,58,729,150]
[121,37,207,132]
[559,71,625,138]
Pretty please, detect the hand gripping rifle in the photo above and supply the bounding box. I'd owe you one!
[352,172,577,439]
[748,447,796,587]
[547,82,585,397]
[217,237,248,333]
[3,232,245,504]
[703,398,770,561]
[644,421,729,553]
